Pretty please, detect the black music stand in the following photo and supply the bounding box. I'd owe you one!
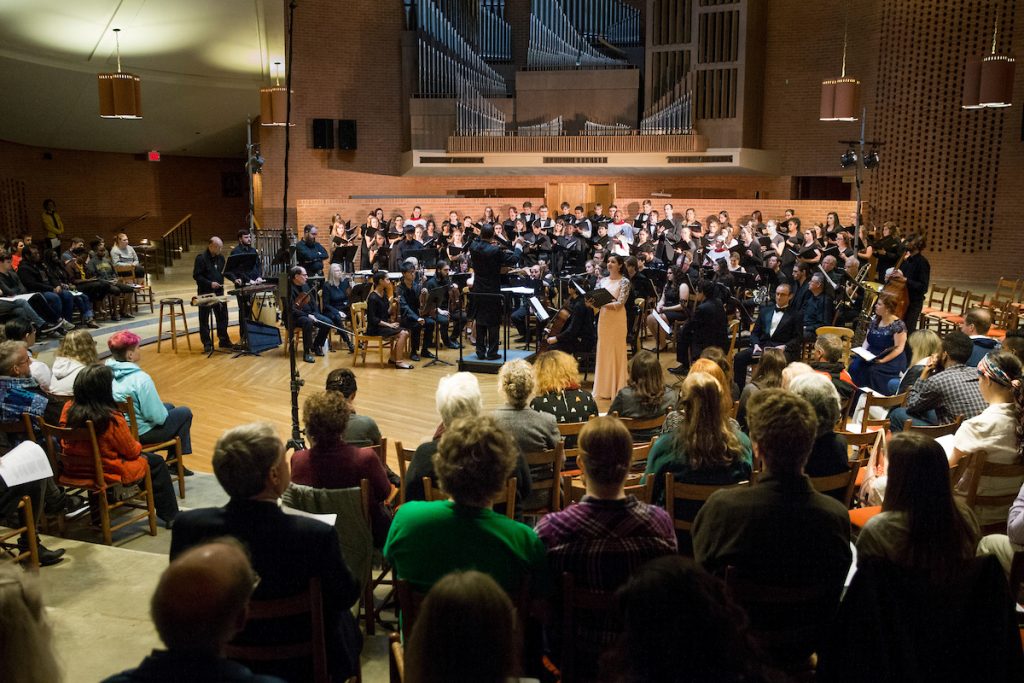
[405,249,438,269]
[422,286,452,367]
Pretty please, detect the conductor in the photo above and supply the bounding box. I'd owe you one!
[467,224,524,360]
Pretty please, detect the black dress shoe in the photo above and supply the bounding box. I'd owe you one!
[20,537,65,566]
[314,348,325,357]
[668,365,688,376]
[303,353,315,363]
[420,350,436,359]
[409,353,421,361]
[485,352,502,360]
[203,344,214,354]
[446,341,461,349]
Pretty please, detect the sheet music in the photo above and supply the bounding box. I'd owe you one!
[935,434,956,459]
[501,286,535,295]
[0,294,35,302]
[852,347,877,362]
[650,309,672,334]
[529,296,549,322]
[0,441,53,487]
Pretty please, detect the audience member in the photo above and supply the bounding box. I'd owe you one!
[961,307,1002,367]
[384,416,548,595]
[698,346,741,401]
[809,333,856,403]
[107,331,194,474]
[0,340,57,424]
[780,361,814,389]
[171,422,361,682]
[1002,329,1024,364]
[324,369,400,488]
[645,372,752,506]
[602,555,778,683]
[663,357,734,433]
[977,480,1024,575]
[948,351,1024,527]
[405,571,520,683]
[693,389,852,664]
[736,348,786,431]
[890,328,943,395]
[529,351,598,443]
[103,539,284,683]
[60,364,179,527]
[492,359,555,512]
[290,391,393,546]
[18,243,96,328]
[0,563,62,682]
[48,329,99,398]
[0,249,68,335]
[3,319,50,390]
[535,416,676,675]
[889,331,986,431]
[788,373,850,478]
[609,350,678,441]
[849,294,908,395]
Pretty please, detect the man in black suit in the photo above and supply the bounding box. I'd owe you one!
[170,423,361,682]
[732,283,804,385]
[468,224,524,359]
[670,279,729,375]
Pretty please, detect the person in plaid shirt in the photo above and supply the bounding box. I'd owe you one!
[890,331,986,431]
[535,416,676,678]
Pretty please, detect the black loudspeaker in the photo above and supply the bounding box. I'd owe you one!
[312,118,334,149]
[338,119,357,150]
[247,321,283,353]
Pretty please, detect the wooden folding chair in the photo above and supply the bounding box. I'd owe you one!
[424,477,518,520]
[560,572,615,683]
[617,414,667,444]
[815,326,855,365]
[351,301,388,367]
[904,415,963,438]
[0,495,38,570]
[919,285,950,329]
[663,472,750,553]
[847,391,909,433]
[983,277,1020,309]
[118,397,187,498]
[39,418,158,545]
[809,461,862,508]
[924,287,970,332]
[393,441,417,505]
[224,577,338,683]
[115,264,154,313]
[953,449,1024,535]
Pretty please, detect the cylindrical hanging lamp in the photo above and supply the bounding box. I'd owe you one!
[97,29,142,119]
[963,14,1015,109]
[260,62,294,126]
[820,9,859,122]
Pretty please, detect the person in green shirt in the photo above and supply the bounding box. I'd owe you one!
[384,415,549,597]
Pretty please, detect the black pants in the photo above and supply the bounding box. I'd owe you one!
[140,451,179,523]
[511,303,534,340]
[199,302,230,347]
[402,318,435,353]
[904,299,924,334]
[476,323,500,357]
[425,312,461,345]
[296,313,331,354]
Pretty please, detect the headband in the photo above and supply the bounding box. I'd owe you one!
[978,353,1022,389]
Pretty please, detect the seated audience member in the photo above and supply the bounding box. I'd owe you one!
[890,328,943,395]
[736,348,786,431]
[698,346,741,401]
[0,563,62,682]
[602,555,777,683]
[407,372,479,501]
[0,434,64,565]
[609,350,678,441]
[106,331,194,474]
[324,369,380,447]
[109,232,146,279]
[384,416,548,595]
[781,361,815,389]
[290,391,393,547]
[0,340,57,424]
[492,359,555,511]
[889,331,986,431]
[849,294,908,395]
[961,307,1002,367]
[1002,329,1024,364]
[693,389,852,664]
[0,248,72,335]
[103,539,284,683]
[60,365,179,527]
[978,480,1024,576]
[529,351,598,436]
[809,333,857,403]
[645,372,753,507]
[732,283,803,388]
[858,433,979,572]
[18,243,97,329]
[48,329,98,397]
[4,319,50,390]
[788,373,850,478]
[405,571,521,683]
[171,423,361,682]
[663,357,735,433]
[535,416,676,675]
[947,351,1024,528]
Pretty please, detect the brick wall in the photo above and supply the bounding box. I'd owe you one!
[0,138,247,246]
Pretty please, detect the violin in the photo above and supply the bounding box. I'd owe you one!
[539,306,570,352]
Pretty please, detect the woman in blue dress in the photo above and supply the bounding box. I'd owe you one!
[849,293,908,394]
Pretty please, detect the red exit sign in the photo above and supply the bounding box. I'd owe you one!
[147,150,161,162]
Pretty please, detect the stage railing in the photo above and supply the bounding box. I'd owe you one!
[446,133,707,154]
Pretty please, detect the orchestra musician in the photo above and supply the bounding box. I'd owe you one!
[423,260,464,350]
[834,255,865,326]
[888,235,930,333]
[396,261,435,361]
[324,263,355,353]
[296,224,329,278]
[192,237,233,355]
[229,230,262,284]
[511,264,545,345]
[646,265,690,351]
[545,278,596,355]
[288,266,332,364]
[365,270,412,369]
[468,223,524,360]
[669,279,729,375]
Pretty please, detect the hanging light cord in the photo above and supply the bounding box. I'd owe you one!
[113,28,123,73]
[990,13,999,56]
[840,3,849,78]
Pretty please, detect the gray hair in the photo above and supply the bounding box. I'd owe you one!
[788,373,841,437]
[436,372,483,426]
[780,361,814,389]
[212,422,283,499]
[0,340,26,376]
[845,256,860,270]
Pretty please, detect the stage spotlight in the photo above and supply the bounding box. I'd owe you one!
[863,150,879,169]
[840,148,858,168]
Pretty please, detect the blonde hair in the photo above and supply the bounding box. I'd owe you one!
[908,329,942,367]
[0,563,61,683]
[675,372,742,470]
[533,351,580,394]
[688,358,732,415]
[56,329,98,365]
[781,362,814,389]
[497,359,534,409]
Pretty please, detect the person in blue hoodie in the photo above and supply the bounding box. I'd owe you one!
[106,331,194,475]
[961,307,1002,367]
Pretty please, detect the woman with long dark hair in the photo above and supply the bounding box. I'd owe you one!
[609,350,678,441]
[736,347,787,431]
[592,253,630,400]
[60,364,179,526]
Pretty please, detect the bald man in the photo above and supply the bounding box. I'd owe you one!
[103,539,284,682]
[193,236,233,353]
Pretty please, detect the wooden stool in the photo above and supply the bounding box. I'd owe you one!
[157,298,192,353]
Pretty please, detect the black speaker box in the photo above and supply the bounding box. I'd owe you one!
[247,321,283,353]
[338,119,357,150]
[312,118,334,149]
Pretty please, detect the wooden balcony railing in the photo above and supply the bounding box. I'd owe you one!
[446,133,708,154]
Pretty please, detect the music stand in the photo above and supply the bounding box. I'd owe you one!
[406,249,438,269]
[423,286,453,367]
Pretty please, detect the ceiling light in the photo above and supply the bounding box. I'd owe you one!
[820,5,860,121]
[97,29,142,119]
[260,62,294,127]
[963,14,1015,109]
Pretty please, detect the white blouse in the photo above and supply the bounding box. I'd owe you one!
[953,402,1023,525]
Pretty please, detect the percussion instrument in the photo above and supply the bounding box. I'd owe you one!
[251,292,279,326]
[191,293,229,306]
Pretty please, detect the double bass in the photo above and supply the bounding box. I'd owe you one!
[879,243,910,319]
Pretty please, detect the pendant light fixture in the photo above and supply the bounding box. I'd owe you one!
[260,62,294,127]
[963,12,1015,109]
[97,28,142,119]
[820,4,860,122]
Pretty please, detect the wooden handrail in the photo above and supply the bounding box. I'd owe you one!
[161,214,193,239]
[115,212,149,231]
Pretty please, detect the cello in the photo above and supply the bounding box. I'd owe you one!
[878,239,911,319]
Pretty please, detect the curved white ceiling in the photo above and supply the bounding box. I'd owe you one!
[0,0,285,157]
